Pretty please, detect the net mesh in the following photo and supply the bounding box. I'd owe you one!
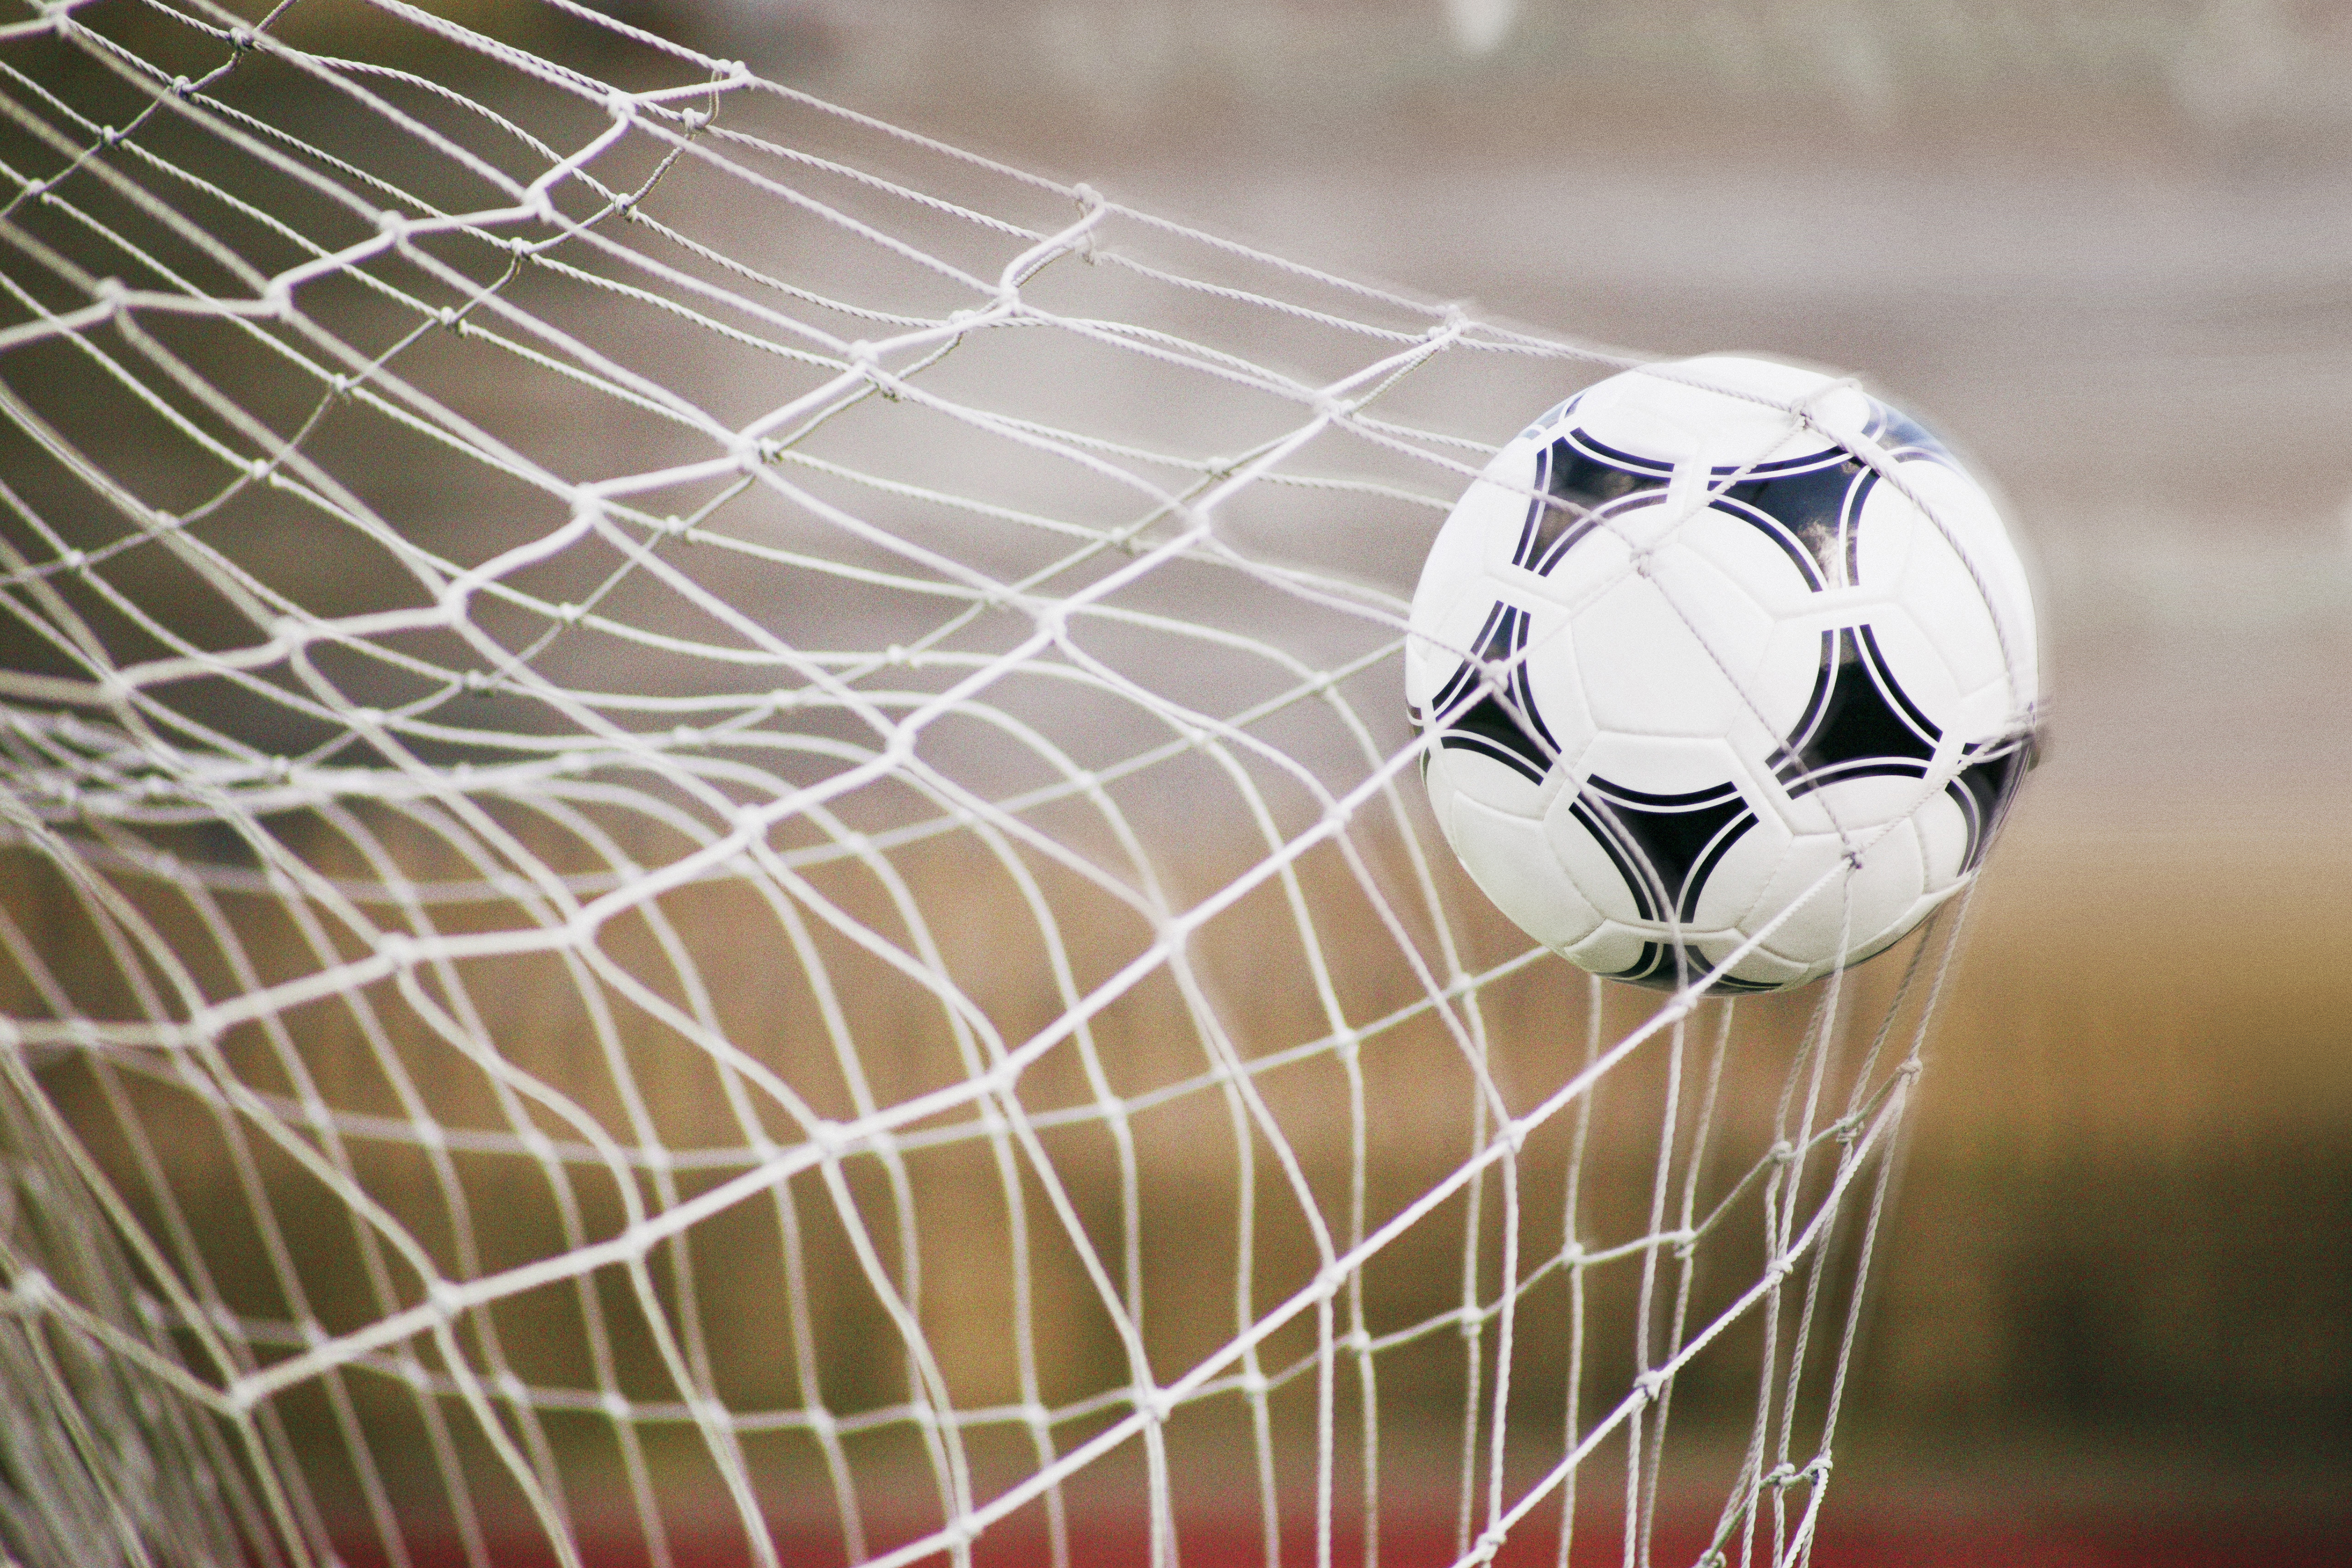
[0,4,1964,1566]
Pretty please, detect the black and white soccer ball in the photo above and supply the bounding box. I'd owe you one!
[1406,356,2040,993]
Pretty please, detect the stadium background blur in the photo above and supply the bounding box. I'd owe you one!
[18,0,2352,1560]
[709,0,2352,1550]
[734,0,2352,1495]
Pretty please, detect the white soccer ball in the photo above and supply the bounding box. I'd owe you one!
[1406,355,2041,993]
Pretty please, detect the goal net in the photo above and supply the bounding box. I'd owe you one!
[0,4,1968,1566]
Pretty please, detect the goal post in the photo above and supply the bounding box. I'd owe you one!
[0,3,1972,1566]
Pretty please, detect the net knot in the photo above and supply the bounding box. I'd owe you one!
[1632,1368,1669,1404]
[1790,375,1862,433]
[1765,1455,1830,1488]
[10,1269,51,1313]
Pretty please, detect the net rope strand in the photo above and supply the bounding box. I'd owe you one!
[0,3,1980,1568]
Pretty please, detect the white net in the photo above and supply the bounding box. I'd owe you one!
[0,4,1971,1567]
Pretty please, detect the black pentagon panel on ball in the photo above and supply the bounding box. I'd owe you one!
[1517,436,1666,572]
[1773,626,1939,797]
[1600,937,1779,995]
[1712,458,1862,586]
[1426,600,1558,785]
[1573,777,1757,927]
[1944,731,2036,872]
[1557,426,1677,481]
[1567,781,1776,988]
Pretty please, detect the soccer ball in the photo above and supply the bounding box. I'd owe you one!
[1406,356,2040,994]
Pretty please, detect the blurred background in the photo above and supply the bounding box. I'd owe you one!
[661,0,2352,1551]
[7,0,2352,1562]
